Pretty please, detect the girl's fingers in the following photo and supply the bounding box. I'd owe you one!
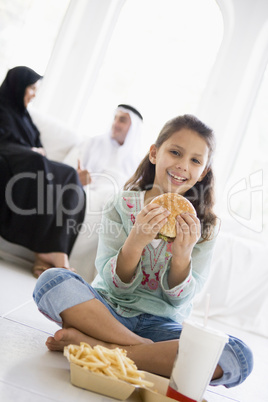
[176,217,190,233]
[141,203,170,222]
[141,202,164,215]
[153,215,169,232]
[176,213,200,237]
[134,204,170,239]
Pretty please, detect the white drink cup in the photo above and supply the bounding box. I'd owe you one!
[166,320,229,402]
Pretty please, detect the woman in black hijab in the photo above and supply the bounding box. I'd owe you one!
[0,66,86,277]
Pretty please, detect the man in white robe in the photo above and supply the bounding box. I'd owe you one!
[72,105,143,281]
[80,104,144,193]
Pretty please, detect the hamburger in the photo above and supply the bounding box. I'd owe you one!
[150,193,196,242]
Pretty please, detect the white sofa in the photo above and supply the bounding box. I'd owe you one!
[191,229,268,338]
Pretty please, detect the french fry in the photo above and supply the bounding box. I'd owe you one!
[114,348,127,376]
[64,343,153,388]
[68,354,108,369]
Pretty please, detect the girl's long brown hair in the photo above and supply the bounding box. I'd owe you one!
[124,114,218,241]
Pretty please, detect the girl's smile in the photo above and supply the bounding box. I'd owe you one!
[148,129,209,197]
[167,170,187,184]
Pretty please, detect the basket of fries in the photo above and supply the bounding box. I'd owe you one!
[64,343,154,400]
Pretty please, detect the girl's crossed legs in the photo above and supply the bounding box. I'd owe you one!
[33,268,253,387]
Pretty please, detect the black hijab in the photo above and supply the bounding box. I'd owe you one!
[0,66,43,147]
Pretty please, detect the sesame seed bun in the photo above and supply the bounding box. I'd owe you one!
[150,193,196,242]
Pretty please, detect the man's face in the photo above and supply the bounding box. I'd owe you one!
[111,110,131,145]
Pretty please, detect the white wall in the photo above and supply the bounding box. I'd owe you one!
[34,0,125,126]
[197,0,268,186]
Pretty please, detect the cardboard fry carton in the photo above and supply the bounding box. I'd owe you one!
[69,362,137,400]
[68,362,207,402]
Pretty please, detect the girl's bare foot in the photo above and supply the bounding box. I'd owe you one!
[46,328,115,351]
[46,329,183,378]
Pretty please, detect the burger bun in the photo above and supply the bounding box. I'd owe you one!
[150,193,196,242]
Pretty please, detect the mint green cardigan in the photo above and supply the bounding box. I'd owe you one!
[92,191,217,323]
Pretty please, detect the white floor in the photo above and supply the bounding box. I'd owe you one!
[0,258,267,402]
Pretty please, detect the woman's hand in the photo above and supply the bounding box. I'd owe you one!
[31,147,46,156]
[168,213,201,288]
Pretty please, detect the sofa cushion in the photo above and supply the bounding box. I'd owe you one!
[192,231,268,337]
[29,106,82,162]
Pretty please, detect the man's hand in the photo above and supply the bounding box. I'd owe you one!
[77,159,91,186]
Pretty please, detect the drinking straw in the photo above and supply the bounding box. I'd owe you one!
[203,293,211,327]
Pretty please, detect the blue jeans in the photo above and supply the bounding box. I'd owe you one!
[33,268,253,388]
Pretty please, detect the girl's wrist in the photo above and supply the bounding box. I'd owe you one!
[122,239,144,258]
[116,238,144,284]
[168,258,191,288]
[128,229,147,253]
[171,255,191,271]
[172,244,193,262]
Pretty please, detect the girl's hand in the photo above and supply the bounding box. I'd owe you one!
[116,203,170,283]
[130,203,170,251]
[172,213,201,258]
[168,213,200,288]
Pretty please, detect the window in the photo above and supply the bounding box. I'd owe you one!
[0,0,70,80]
[78,0,223,152]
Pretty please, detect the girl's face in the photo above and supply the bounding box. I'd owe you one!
[149,129,209,196]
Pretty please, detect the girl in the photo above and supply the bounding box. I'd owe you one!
[33,115,253,387]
